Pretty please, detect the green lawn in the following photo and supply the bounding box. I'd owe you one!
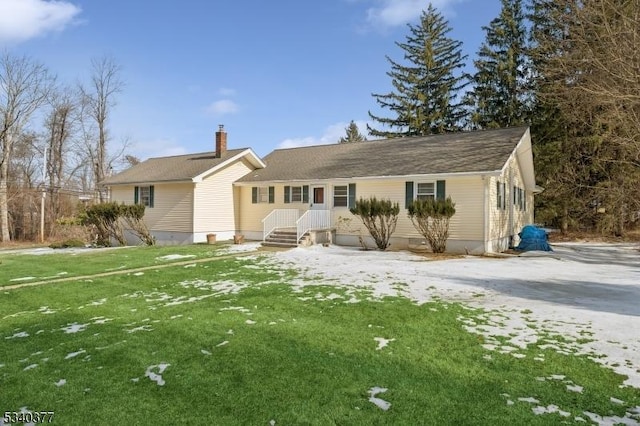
[0,244,240,287]
[0,246,638,425]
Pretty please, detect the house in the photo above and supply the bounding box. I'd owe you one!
[103,126,537,253]
[234,126,538,254]
[100,126,265,244]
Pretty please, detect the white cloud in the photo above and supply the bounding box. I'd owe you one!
[0,0,81,44]
[365,0,463,27]
[205,99,239,116]
[277,120,370,149]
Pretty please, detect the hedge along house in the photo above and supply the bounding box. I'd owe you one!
[101,126,265,244]
[235,126,539,254]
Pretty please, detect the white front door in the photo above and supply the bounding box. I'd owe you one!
[310,185,326,210]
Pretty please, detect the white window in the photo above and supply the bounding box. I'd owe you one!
[136,185,154,207]
[333,185,348,207]
[257,187,269,203]
[290,186,302,203]
[416,182,435,201]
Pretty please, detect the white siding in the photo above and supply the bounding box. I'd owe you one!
[238,176,486,243]
[110,183,194,233]
[488,153,534,248]
[193,158,253,235]
[237,184,301,235]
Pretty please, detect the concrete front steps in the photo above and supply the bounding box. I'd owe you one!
[262,229,300,248]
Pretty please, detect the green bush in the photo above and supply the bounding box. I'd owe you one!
[350,197,400,250]
[407,197,456,253]
[79,202,154,246]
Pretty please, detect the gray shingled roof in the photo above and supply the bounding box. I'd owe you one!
[237,127,528,183]
[101,148,249,185]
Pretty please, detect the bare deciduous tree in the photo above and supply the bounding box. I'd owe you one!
[0,53,54,241]
[45,86,77,233]
[79,56,123,202]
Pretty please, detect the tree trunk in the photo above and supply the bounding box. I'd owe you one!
[0,158,9,241]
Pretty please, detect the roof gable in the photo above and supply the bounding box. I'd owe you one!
[101,148,264,186]
[237,127,529,183]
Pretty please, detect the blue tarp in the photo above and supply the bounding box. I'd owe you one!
[516,225,552,252]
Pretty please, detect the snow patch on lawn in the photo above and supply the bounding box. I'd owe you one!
[65,349,86,359]
[532,404,571,417]
[260,243,640,388]
[567,384,584,393]
[583,411,640,425]
[216,242,261,255]
[61,322,88,334]
[374,337,395,350]
[127,325,153,333]
[145,363,170,386]
[368,387,391,411]
[5,331,29,339]
[156,254,195,261]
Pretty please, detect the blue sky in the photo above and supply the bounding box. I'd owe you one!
[1,0,502,160]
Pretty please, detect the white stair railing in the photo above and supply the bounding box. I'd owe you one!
[262,209,300,241]
[296,210,331,242]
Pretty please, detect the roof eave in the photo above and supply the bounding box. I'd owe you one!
[234,169,502,186]
[192,149,266,183]
[102,178,194,186]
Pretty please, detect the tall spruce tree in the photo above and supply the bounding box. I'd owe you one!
[527,0,578,232]
[338,120,366,143]
[368,5,468,138]
[468,0,528,129]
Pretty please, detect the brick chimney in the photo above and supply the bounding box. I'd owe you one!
[215,124,227,158]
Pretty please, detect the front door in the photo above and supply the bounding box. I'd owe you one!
[311,185,326,210]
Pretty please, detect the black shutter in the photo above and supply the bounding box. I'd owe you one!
[405,181,414,208]
[302,185,309,203]
[348,183,356,209]
[436,180,445,201]
[134,186,139,204]
[284,186,290,203]
[149,185,154,208]
[268,186,274,204]
[251,187,258,204]
[503,182,506,209]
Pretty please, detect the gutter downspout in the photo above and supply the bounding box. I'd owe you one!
[508,163,515,249]
[483,175,490,254]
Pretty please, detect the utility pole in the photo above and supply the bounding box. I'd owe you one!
[40,147,47,243]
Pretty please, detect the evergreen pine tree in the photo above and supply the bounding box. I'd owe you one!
[368,5,469,138]
[468,0,528,129]
[338,120,367,143]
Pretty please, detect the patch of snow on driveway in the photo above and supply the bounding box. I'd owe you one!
[262,243,640,388]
